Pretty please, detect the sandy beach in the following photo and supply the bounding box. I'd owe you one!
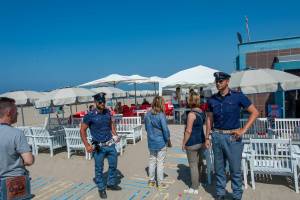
[26,125,300,200]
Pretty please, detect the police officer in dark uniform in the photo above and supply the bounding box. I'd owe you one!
[204,72,259,200]
[80,92,121,199]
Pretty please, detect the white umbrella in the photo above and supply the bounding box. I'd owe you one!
[229,69,300,94]
[0,90,45,126]
[127,76,161,84]
[130,76,164,95]
[79,74,131,87]
[79,74,149,105]
[123,75,149,105]
[0,90,44,105]
[203,83,218,97]
[159,65,219,94]
[128,90,156,96]
[91,87,126,98]
[35,88,96,111]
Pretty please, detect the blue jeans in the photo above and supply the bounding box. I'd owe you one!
[212,131,244,200]
[93,144,118,190]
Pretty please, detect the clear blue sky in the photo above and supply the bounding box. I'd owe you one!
[1,0,300,93]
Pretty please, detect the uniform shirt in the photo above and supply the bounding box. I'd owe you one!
[207,90,251,130]
[83,108,112,143]
[0,125,31,177]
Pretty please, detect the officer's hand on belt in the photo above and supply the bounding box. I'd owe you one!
[85,144,94,153]
[204,138,211,149]
[113,135,120,143]
[232,128,246,138]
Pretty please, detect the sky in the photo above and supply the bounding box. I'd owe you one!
[1,0,300,93]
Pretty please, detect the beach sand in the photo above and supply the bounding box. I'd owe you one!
[26,125,300,200]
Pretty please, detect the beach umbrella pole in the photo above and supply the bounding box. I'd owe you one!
[134,83,137,105]
[282,91,286,118]
[21,106,25,126]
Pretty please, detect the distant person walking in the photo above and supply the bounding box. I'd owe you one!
[172,87,181,123]
[0,97,34,178]
[144,96,171,190]
[182,92,206,195]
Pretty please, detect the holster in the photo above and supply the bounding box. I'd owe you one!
[92,141,100,153]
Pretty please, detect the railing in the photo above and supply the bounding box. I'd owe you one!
[240,118,300,144]
[273,118,300,142]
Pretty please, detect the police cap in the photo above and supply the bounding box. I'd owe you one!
[214,72,231,81]
[93,92,106,103]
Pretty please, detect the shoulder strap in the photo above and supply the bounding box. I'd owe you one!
[192,110,204,123]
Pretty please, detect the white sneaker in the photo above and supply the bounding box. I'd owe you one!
[184,188,199,194]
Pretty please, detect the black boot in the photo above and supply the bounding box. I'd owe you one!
[107,185,122,191]
[215,195,225,200]
[98,190,107,199]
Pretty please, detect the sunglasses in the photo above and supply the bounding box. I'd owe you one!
[215,79,225,84]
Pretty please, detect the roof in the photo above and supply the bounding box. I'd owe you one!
[239,36,300,46]
[275,54,300,63]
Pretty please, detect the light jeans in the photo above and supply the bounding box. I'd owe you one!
[148,147,167,185]
[212,131,244,200]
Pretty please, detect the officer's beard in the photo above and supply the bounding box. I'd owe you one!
[96,103,105,112]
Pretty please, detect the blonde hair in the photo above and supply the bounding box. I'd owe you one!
[151,96,165,114]
[188,91,200,108]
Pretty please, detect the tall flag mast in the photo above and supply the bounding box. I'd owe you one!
[245,16,251,42]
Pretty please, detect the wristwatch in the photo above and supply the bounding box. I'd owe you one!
[205,135,212,140]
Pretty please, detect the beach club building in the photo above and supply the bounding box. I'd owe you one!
[236,36,300,117]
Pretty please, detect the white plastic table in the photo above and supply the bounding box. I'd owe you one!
[173,108,191,124]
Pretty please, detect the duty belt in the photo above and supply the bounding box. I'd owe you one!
[93,139,115,147]
[214,128,240,134]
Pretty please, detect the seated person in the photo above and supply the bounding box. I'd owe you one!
[114,102,123,114]
[142,98,150,105]
[88,105,95,112]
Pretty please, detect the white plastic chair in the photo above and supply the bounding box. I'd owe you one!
[31,127,66,157]
[115,117,142,144]
[273,118,300,143]
[249,138,299,193]
[241,118,269,141]
[64,127,91,159]
[114,135,127,156]
[203,148,214,185]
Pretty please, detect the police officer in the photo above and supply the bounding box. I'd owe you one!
[80,92,121,199]
[205,72,259,200]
